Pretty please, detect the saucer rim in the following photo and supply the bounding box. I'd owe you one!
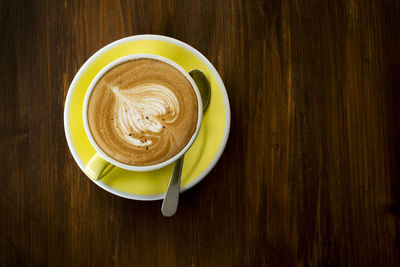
[63,34,231,201]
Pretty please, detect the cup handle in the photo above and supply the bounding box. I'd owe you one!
[84,153,110,180]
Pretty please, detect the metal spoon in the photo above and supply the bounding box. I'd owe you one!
[161,70,211,217]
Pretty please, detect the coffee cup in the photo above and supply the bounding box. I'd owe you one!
[83,54,203,180]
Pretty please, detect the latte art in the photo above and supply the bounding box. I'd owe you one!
[87,58,199,166]
[112,84,179,147]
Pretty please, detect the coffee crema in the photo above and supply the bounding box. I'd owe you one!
[87,58,199,166]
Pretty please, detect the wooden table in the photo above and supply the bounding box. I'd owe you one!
[1,0,399,266]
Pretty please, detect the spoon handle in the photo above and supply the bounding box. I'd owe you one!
[161,156,184,216]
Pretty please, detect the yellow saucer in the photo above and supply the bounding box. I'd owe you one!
[63,35,230,200]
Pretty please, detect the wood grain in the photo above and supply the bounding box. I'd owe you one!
[1,0,399,266]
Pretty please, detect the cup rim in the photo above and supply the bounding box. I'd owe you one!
[82,53,203,172]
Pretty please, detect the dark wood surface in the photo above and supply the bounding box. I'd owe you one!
[1,0,399,266]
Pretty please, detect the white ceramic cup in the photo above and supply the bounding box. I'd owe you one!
[82,54,203,179]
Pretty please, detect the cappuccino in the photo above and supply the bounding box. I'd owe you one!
[87,58,199,166]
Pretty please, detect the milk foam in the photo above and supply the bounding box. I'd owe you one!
[87,58,198,166]
[111,84,179,147]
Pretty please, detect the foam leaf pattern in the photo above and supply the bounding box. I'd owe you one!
[111,84,179,147]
